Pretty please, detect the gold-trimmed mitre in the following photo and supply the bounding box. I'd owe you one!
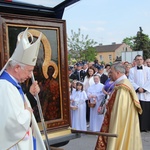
[12,28,42,66]
[0,28,42,75]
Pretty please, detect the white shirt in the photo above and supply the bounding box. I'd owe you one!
[129,66,150,101]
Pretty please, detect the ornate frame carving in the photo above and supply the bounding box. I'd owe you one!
[0,13,70,131]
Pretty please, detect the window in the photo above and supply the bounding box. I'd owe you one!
[109,55,112,61]
[100,55,103,61]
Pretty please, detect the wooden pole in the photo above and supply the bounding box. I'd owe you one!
[71,129,118,137]
[31,72,51,150]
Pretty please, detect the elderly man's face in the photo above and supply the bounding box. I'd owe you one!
[110,67,118,81]
[17,65,34,83]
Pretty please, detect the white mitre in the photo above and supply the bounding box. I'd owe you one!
[0,28,42,75]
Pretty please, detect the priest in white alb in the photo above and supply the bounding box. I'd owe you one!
[129,54,150,132]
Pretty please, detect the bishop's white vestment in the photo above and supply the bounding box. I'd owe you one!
[0,79,46,150]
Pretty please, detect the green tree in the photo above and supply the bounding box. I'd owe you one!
[81,47,97,62]
[122,27,150,59]
[122,36,135,49]
[67,28,97,61]
[133,27,150,59]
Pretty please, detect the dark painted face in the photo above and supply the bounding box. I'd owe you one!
[47,66,54,77]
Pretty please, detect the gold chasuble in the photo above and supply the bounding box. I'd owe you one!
[95,79,143,150]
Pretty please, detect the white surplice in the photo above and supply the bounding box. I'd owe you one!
[0,80,46,150]
[87,83,105,131]
[70,90,87,131]
[129,65,150,101]
[83,76,95,92]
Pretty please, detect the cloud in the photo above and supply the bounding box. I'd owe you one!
[79,26,89,31]
[79,26,105,35]
[95,27,105,32]
[142,11,150,17]
[89,20,106,25]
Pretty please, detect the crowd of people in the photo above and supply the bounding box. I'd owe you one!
[69,56,150,149]
[69,61,113,132]
[1,27,150,150]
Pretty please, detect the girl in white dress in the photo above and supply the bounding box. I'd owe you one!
[70,80,77,124]
[83,66,95,125]
[70,81,87,131]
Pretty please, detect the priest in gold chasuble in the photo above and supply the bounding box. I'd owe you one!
[95,63,143,150]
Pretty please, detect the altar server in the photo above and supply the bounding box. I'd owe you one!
[129,55,150,132]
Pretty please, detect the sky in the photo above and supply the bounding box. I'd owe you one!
[62,0,150,45]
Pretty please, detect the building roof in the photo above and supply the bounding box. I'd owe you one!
[95,43,123,52]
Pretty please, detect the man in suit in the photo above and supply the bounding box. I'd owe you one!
[82,61,88,79]
[68,66,77,81]
[97,65,108,84]
[73,62,85,82]
[93,64,99,75]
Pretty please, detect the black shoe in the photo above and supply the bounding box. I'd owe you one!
[141,130,147,132]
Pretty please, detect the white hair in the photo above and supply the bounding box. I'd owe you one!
[112,63,125,74]
[6,59,26,69]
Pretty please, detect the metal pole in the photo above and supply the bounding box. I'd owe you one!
[31,72,51,150]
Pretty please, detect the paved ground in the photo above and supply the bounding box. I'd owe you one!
[60,131,150,150]
[141,131,150,150]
